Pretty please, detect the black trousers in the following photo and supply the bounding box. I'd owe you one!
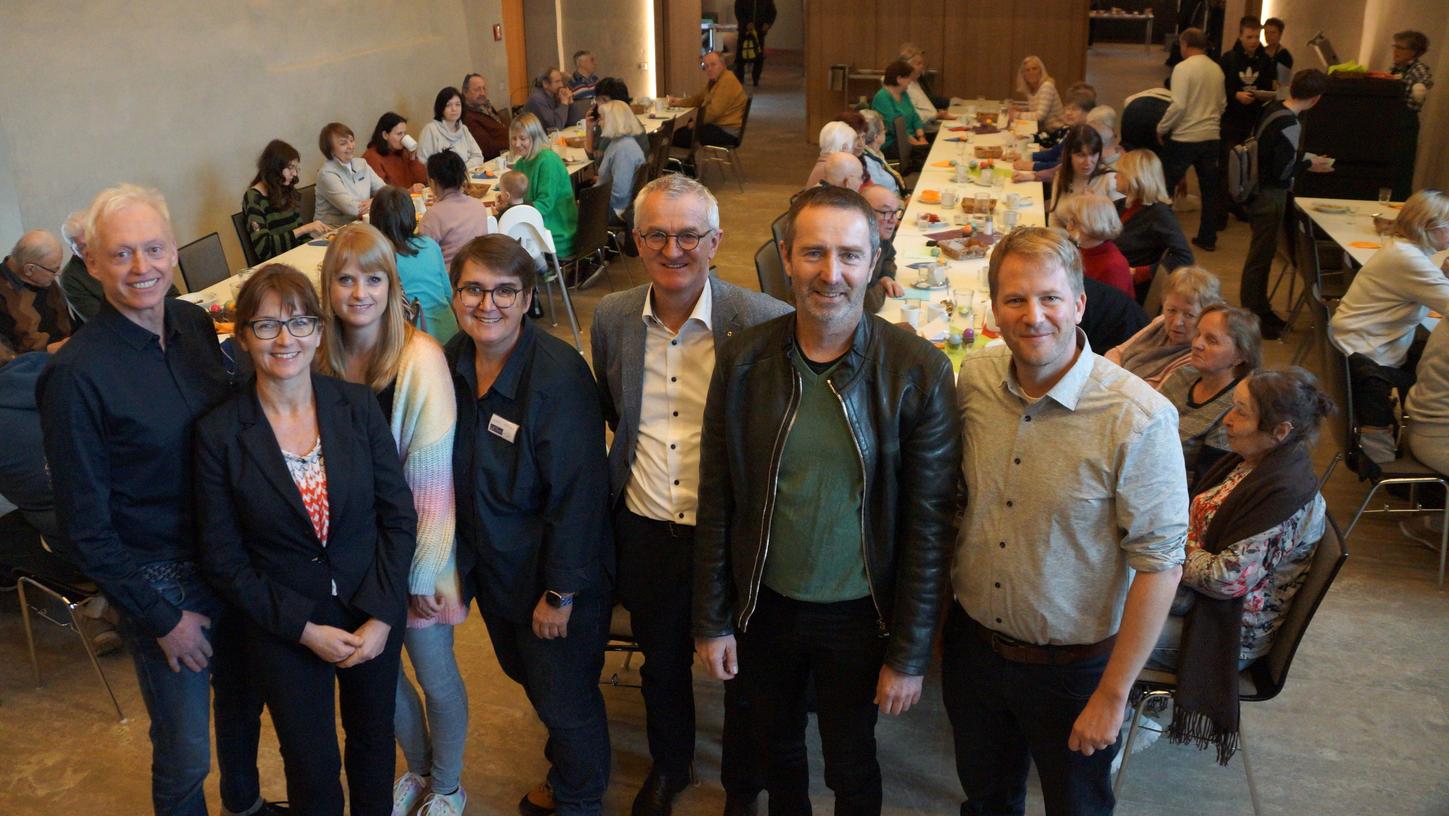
[736,587,884,816]
[673,124,742,150]
[1161,138,1221,247]
[1349,349,1422,429]
[248,596,403,816]
[733,30,768,86]
[615,509,763,793]
[941,606,1117,816]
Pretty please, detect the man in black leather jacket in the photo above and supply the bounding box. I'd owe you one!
[692,185,961,815]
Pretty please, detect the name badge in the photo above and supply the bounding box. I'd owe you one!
[488,414,520,444]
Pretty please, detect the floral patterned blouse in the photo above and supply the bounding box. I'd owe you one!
[283,437,335,596]
[1183,463,1326,659]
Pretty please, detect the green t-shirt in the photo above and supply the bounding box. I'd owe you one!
[762,350,870,603]
[872,87,922,154]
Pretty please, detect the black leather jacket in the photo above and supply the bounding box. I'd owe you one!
[692,312,961,675]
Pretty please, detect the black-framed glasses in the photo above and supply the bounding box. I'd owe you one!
[247,316,320,339]
[455,283,521,308]
[872,207,904,221]
[637,229,715,252]
[26,261,60,277]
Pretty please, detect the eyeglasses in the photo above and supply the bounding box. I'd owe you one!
[637,229,715,252]
[247,316,320,339]
[455,283,522,308]
[25,261,60,277]
[872,207,904,221]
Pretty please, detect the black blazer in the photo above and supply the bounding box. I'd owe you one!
[195,373,417,641]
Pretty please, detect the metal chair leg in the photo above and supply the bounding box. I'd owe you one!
[67,602,126,722]
[543,277,560,328]
[17,578,43,687]
[1239,728,1263,816]
[1439,503,1448,590]
[1114,688,1171,796]
[550,258,583,351]
[730,148,745,192]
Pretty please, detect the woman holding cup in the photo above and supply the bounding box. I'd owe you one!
[363,112,428,191]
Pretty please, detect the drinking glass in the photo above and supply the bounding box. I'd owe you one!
[1378,187,1393,205]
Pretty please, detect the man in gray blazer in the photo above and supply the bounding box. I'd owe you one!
[591,175,790,816]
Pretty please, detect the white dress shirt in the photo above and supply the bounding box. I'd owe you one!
[625,283,715,525]
[906,81,938,125]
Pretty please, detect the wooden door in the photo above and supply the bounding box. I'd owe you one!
[503,0,528,106]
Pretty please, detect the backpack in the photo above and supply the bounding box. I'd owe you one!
[1227,107,1293,205]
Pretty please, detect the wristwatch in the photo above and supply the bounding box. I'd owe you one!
[545,590,575,609]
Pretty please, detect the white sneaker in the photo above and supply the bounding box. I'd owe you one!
[392,772,430,816]
[418,785,467,816]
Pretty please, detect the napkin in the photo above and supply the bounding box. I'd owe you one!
[920,317,949,342]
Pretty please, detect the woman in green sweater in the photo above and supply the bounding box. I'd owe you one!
[507,113,578,258]
[243,139,328,262]
[871,59,927,161]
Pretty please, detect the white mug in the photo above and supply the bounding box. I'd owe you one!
[928,264,948,286]
[940,189,959,208]
[901,304,922,328]
[401,134,419,152]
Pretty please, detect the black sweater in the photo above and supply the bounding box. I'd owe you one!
[1117,202,1195,271]
[1257,101,1309,189]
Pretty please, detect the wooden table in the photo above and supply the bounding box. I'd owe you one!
[1089,11,1155,51]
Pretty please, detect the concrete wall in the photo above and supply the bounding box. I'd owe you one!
[559,0,655,100]
[0,0,508,276]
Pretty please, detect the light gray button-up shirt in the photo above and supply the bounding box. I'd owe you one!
[953,330,1188,646]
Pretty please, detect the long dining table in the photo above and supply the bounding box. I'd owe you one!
[877,99,1044,366]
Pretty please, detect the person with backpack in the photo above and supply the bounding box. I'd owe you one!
[1237,69,1334,339]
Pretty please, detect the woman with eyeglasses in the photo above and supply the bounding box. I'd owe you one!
[1388,31,1433,199]
[444,235,612,816]
[311,223,469,815]
[195,263,417,816]
[244,139,328,262]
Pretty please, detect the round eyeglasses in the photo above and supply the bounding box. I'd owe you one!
[636,229,715,252]
[246,316,320,339]
[455,283,521,308]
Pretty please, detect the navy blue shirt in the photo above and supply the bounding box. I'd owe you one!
[447,320,612,624]
[37,299,232,636]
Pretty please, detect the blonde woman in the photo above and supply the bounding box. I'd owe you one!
[508,112,579,257]
[1115,149,1194,298]
[1056,193,1132,298]
[592,100,648,222]
[1107,265,1224,388]
[1017,56,1064,130]
[314,224,468,816]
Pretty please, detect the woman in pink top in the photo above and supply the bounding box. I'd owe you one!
[417,151,492,266]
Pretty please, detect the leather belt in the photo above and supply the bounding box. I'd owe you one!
[624,509,695,540]
[968,616,1116,666]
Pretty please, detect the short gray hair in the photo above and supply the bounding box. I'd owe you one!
[83,183,173,248]
[633,174,720,231]
[987,226,1083,299]
[1162,265,1224,307]
[598,100,644,139]
[62,210,88,250]
[858,109,886,143]
[1055,193,1122,241]
[818,121,858,156]
[11,230,62,269]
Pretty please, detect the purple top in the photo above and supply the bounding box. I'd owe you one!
[418,190,492,266]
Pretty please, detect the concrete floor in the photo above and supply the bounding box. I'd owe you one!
[3,47,1449,816]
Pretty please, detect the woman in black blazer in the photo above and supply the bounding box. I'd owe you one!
[195,264,417,816]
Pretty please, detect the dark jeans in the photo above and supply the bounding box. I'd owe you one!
[941,605,1117,816]
[115,564,264,816]
[248,596,402,816]
[673,124,742,150]
[1241,186,1289,316]
[484,592,611,816]
[1161,138,1220,246]
[733,30,768,86]
[736,587,885,816]
[615,510,763,793]
[1348,350,1421,429]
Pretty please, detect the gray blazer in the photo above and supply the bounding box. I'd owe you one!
[591,275,792,507]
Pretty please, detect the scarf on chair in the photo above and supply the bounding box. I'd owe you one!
[1116,318,1189,383]
[1169,442,1317,765]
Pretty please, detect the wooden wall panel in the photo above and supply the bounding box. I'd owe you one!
[805,0,1091,139]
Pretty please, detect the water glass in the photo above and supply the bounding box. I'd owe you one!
[1378,187,1393,204]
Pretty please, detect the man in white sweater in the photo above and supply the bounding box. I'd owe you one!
[1157,27,1227,252]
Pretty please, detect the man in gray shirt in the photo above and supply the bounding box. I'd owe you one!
[944,227,1187,815]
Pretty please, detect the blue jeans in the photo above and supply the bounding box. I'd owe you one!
[396,622,470,793]
[483,593,611,816]
[117,565,264,816]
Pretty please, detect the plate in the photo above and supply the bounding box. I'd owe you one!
[910,280,950,291]
[1313,204,1351,215]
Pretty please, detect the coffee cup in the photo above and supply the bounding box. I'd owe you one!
[1005,192,1021,209]
[655,98,668,115]
[900,304,922,328]
[1003,209,1020,230]
[928,263,949,287]
[940,189,959,208]
[401,134,419,153]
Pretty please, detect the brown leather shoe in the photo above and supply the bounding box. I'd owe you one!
[518,782,555,816]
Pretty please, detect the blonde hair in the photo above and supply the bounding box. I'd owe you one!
[818,121,859,156]
[988,226,1084,299]
[1116,150,1172,206]
[83,183,173,247]
[499,170,529,202]
[899,42,924,62]
[1391,189,1449,251]
[1057,193,1122,241]
[598,100,644,140]
[1016,56,1052,95]
[508,112,550,160]
[1163,265,1224,307]
[315,223,414,392]
[1086,105,1118,147]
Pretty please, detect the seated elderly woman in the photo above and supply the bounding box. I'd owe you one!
[805,121,863,188]
[1329,189,1449,464]
[1159,304,1263,482]
[1107,265,1223,388]
[591,100,648,223]
[1056,193,1132,298]
[315,122,386,228]
[1147,366,1333,762]
[1115,149,1194,300]
[872,59,928,161]
[0,230,73,362]
[857,109,906,196]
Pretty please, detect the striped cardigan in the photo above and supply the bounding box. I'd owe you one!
[391,331,466,627]
[243,187,303,262]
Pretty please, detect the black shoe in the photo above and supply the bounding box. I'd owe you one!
[1191,237,1216,252]
[519,782,555,816]
[723,793,760,816]
[257,803,290,816]
[1257,311,1287,340]
[632,769,688,816]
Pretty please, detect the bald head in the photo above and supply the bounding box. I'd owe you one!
[8,230,64,287]
[821,152,864,191]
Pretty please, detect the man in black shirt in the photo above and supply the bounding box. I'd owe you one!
[1218,18,1278,223]
[39,185,275,816]
[1240,70,1334,338]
